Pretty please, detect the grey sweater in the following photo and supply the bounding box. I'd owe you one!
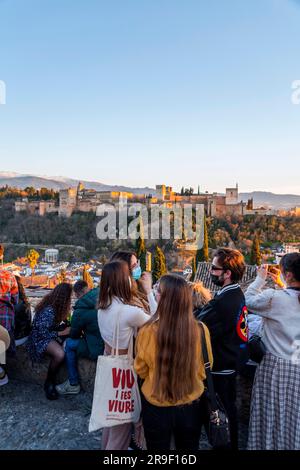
[245,276,300,362]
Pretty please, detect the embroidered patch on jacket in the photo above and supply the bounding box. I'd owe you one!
[236,305,248,342]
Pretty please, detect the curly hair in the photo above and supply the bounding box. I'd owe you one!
[35,283,73,324]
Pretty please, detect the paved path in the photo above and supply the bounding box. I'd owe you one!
[0,379,101,450]
[0,378,248,450]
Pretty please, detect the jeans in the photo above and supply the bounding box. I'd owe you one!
[64,338,80,385]
[141,394,203,451]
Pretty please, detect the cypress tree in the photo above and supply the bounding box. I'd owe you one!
[136,216,147,271]
[195,214,209,264]
[152,246,167,283]
[250,233,262,266]
[192,254,197,280]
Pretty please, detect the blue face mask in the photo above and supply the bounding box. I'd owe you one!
[132,266,142,281]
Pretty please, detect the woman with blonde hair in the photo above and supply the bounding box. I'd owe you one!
[190,281,212,314]
[134,274,213,451]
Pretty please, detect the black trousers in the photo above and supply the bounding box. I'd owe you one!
[141,395,204,451]
[211,372,238,450]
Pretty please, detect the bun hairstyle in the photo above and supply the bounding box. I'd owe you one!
[280,252,300,303]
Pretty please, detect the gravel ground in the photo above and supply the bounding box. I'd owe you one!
[0,378,248,450]
[0,378,102,450]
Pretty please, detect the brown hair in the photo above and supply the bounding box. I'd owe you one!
[280,253,300,302]
[73,280,89,296]
[15,276,30,308]
[99,260,133,309]
[214,247,246,282]
[110,250,137,269]
[110,250,150,313]
[35,283,72,324]
[148,274,200,404]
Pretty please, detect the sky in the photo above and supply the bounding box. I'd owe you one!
[0,0,300,194]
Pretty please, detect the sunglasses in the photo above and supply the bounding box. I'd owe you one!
[211,265,225,271]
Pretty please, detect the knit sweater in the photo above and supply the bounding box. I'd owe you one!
[245,276,300,361]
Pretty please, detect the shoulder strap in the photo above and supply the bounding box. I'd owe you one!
[199,322,218,411]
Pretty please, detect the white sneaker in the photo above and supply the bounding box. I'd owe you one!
[0,366,8,386]
[55,379,80,395]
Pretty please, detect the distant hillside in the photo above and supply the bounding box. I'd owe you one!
[0,173,155,195]
[240,192,300,210]
[1,173,299,209]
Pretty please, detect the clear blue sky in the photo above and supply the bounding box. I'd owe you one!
[0,0,300,194]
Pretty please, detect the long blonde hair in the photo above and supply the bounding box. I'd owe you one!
[148,274,200,404]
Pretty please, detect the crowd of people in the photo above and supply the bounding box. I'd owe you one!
[1,247,300,451]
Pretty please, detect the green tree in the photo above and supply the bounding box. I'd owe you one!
[192,254,197,280]
[195,214,209,264]
[250,233,262,265]
[152,246,167,283]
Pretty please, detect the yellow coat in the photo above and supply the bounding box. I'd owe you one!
[134,321,213,407]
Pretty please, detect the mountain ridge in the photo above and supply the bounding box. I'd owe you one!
[0,173,299,209]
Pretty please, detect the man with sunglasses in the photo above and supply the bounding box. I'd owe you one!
[196,247,247,450]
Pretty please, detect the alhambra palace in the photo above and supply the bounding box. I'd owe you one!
[15,182,273,218]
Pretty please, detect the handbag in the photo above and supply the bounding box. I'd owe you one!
[248,334,266,364]
[89,309,141,432]
[199,322,231,449]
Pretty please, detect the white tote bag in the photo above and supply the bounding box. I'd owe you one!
[89,311,141,432]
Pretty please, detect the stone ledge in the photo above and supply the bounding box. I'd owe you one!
[7,344,253,426]
[7,343,97,394]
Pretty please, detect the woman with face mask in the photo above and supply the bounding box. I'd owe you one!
[245,253,300,450]
[98,260,155,450]
[110,251,157,314]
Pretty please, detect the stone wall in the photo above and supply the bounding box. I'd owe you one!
[7,343,97,394]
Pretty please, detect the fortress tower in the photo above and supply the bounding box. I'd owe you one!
[225,183,239,205]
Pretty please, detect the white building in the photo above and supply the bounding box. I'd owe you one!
[45,249,59,263]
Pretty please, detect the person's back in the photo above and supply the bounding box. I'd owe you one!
[71,287,104,359]
[135,320,212,407]
[135,274,213,451]
[98,260,155,450]
[195,248,247,450]
[98,297,150,352]
[0,269,19,334]
[246,281,300,360]
[245,254,300,450]
[14,275,32,342]
[198,285,247,371]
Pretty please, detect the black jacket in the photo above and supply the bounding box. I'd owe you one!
[195,284,248,372]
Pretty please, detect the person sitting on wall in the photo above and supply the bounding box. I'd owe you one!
[56,280,104,396]
[0,325,11,387]
[13,274,32,346]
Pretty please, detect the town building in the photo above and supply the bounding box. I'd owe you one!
[45,248,59,263]
[15,181,274,219]
[15,199,58,216]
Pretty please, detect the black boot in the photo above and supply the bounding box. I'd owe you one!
[44,380,59,400]
[44,367,59,400]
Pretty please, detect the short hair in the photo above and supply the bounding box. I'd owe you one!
[73,280,89,296]
[280,252,300,282]
[214,247,246,282]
